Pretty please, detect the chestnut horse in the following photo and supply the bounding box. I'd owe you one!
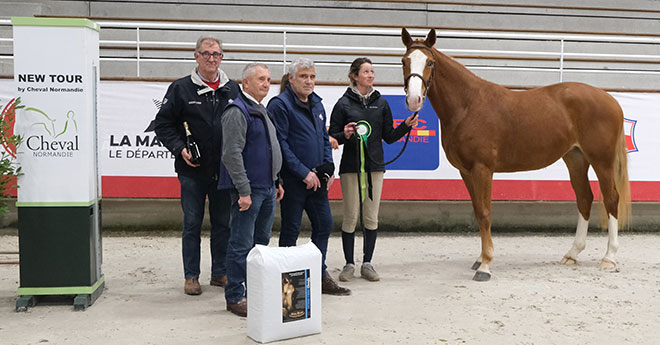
[401,28,631,281]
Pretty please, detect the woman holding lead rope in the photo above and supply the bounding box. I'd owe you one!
[329,57,418,282]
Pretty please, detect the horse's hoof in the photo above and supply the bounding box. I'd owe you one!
[599,258,616,270]
[471,261,481,270]
[472,271,491,282]
[560,256,577,265]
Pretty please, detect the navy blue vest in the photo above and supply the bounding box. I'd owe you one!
[218,94,274,191]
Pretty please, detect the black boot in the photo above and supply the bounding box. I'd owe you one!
[339,231,356,282]
[361,228,380,281]
[363,228,377,263]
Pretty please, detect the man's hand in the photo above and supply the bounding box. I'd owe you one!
[238,195,252,211]
[303,171,321,191]
[181,148,200,167]
[329,136,339,149]
[276,184,285,201]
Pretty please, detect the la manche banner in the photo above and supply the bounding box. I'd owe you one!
[1,80,659,201]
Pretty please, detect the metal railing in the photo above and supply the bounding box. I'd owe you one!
[1,19,660,82]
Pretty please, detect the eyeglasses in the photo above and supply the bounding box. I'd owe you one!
[198,51,223,59]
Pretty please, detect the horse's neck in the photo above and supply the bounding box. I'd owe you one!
[429,49,497,126]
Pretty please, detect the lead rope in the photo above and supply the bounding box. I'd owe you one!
[363,111,418,167]
[382,112,417,165]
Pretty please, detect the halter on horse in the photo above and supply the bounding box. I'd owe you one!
[401,28,631,281]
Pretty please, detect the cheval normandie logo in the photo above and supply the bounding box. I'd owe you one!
[3,99,80,158]
[26,107,79,158]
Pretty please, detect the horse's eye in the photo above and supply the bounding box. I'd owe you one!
[427,61,434,67]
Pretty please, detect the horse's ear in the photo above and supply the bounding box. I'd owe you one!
[425,29,436,47]
[402,27,413,47]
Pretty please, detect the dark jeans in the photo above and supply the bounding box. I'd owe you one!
[178,174,231,280]
[225,186,275,304]
[279,178,333,278]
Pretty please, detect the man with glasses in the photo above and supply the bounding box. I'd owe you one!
[154,36,240,296]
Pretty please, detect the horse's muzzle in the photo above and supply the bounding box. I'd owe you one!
[405,94,424,112]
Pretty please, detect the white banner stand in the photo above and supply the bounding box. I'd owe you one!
[12,17,103,311]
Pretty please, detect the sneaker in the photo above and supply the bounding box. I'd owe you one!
[361,262,380,281]
[184,278,202,295]
[321,276,351,296]
[226,298,247,317]
[338,263,355,282]
[210,275,227,287]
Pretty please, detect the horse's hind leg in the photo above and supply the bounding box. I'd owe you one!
[561,148,594,265]
[591,161,620,270]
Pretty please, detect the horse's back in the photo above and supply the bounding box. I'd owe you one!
[547,82,622,133]
[475,82,623,172]
[526,82,623,163]
[532,82,622,120]
[519,82,623,140]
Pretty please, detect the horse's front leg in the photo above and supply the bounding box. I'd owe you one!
[460,172,484,271]
[462,166,494,281]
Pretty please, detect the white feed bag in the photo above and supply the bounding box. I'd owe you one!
[246,242,322,343]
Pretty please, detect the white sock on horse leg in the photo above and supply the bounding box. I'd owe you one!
[602,215,619,265]
[564,214,588,262]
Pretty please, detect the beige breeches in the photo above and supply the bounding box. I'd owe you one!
[340,172,384,232]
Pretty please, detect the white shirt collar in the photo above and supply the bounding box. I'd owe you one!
[243,92,263,106]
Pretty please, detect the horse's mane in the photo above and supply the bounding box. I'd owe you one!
[426,42,503,90]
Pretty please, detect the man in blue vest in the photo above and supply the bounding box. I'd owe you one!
[219,63,284,317]
[268,58,351,296]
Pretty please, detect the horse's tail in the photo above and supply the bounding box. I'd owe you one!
[598,126,631,229]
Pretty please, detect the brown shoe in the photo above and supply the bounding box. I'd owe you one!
[322,276,351,296]
[226,297,247,317]
[210,275,227,287]
[184,278,202,295]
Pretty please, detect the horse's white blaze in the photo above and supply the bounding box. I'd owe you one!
[405,50,428,111]
[565,214,589,261]
[602,215,619,264]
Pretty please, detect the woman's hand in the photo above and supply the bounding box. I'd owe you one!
[327,175,335,190]
[404,113,419,128]
[344,122,357,139]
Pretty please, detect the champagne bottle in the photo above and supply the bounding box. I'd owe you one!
[183,121,201,164]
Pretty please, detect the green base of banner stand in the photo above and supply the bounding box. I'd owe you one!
[16,276,105,312]
[15,295,35,312]
[16,204,103,311]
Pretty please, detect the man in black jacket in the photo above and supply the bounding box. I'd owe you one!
[154,36,240,295]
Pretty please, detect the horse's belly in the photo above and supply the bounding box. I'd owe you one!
[494,142,573,172]
[494,157,562,173]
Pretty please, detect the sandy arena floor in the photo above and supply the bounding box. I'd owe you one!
[1,232,659,345]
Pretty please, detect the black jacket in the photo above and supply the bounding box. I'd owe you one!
[329,88,410,174]
[154,68,240,179]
